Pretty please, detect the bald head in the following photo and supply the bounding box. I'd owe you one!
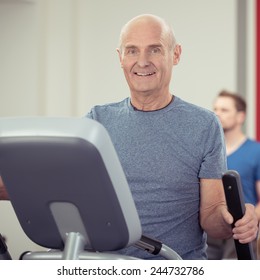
[118,14,177,53]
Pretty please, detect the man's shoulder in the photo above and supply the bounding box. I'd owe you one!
[175,97,217,122]
[86,98,128,119]
[91,98,128,111]
[176,97,213,112]
[245,139,260,151]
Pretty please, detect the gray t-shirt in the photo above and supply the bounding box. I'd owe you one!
[87,96,227,259]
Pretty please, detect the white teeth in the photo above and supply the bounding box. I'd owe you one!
[135,72,154,76]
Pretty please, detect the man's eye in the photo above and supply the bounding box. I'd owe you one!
[151,47,161,54]
[126,49,138,55]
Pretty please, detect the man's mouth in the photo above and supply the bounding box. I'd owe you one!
[134,71,156,76]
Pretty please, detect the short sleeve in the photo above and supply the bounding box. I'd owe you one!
[199,116,227,179]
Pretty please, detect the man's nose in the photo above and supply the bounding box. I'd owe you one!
[137,52,150,67]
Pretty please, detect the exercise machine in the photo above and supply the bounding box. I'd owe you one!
[0,117,181,260]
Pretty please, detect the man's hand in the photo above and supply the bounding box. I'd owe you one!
[225,203,259,243]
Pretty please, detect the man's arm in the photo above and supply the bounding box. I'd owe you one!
[0,176,9,200]
[200,178,232,239]
[200,178,258,243]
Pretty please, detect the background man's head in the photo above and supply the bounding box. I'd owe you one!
[213,90,246,133]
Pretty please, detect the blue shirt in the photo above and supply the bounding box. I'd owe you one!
[227,139,260,205]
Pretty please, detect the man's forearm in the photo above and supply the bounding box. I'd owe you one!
[201,203,232,239]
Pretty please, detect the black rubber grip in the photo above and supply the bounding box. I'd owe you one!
[222,170,255,260]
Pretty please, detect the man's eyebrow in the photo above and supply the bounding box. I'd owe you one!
[124,44,137,49]
[124,44,163,49]
[148,44,163,48]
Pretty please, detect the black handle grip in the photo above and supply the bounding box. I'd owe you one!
[222,170,255,260]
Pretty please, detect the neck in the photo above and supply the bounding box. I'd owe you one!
[224,129,246,155]
[130,92,173,111]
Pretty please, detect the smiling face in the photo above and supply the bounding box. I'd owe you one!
[117,15,181,98]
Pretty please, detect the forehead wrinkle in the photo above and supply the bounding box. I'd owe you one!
[122,32,166,53]
[119,14,176,52]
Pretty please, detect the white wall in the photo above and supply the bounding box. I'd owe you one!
[0,0,40,116]
[0,0,237,118]
[0,0,246,259]
[77,0,237,112]
[246,0,257,139]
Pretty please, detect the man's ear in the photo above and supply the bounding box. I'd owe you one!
[237,111,246,125]
[173,44,182,65]
[116,48,123,68]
